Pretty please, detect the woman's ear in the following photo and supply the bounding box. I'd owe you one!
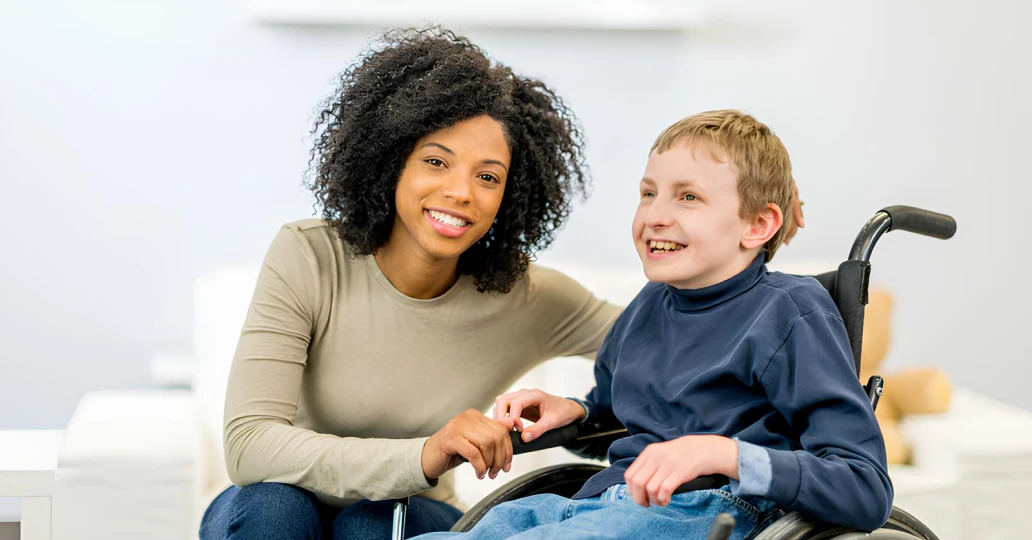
[741,203,784,250]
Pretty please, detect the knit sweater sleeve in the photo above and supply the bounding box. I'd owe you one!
[747,310,893,531]
[527,265,622,360]
[222,225,434,503]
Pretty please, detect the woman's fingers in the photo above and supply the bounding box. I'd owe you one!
[451,435,488,478]
[490,420,511,478]
[461,412,515,479]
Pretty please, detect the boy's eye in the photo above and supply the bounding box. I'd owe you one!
[642,191,656,198]
[681,193,697,201]
[425,158,446,167]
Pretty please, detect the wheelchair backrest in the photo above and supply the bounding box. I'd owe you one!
[811,260,871,376]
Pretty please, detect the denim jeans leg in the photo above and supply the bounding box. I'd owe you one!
[331,497,464,539]
[412,493,572,540]
[199,483,324,540]
[506,485,779,540]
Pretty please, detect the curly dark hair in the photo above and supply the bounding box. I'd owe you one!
[306,27,589,293]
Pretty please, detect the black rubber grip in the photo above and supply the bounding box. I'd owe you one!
[673,474,730,494]
[880,206,956,240]
[510,424,579,455]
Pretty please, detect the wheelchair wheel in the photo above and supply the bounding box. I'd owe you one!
[753,507,938,540]
[451,463,604,532]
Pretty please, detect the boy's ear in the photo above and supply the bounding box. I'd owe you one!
[741,203,784,250]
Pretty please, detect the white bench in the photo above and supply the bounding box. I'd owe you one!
[0,430,63,540]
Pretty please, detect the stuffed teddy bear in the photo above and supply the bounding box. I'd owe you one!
[860,287,953,464]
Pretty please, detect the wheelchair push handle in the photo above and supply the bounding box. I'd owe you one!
[880,206,957,240]
[851,205,956,262]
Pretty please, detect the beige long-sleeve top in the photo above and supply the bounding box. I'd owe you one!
[223,219,621,508]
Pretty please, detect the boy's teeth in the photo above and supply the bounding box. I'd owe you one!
[429,210,468,227]
[649,240,684,252]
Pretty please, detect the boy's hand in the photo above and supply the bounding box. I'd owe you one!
[493,389,586,443]
[624,435,739,508]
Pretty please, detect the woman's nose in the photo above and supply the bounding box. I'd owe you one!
[441,173,472,204]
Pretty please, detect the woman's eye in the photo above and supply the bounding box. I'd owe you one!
[681,193,697,201]
[425,158,445,167]
[479,174,500,183]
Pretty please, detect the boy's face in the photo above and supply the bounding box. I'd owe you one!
[632,143,754,290]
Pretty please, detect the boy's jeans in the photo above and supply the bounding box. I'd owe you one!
[415,483,784,540]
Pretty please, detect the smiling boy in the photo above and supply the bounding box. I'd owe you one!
[417,110,892,540]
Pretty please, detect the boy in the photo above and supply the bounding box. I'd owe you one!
[417,110,892,539]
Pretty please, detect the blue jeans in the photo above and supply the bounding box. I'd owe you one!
[200,482,464,539]
[414,484,783,540]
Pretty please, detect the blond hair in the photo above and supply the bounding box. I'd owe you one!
[651,110,796,260]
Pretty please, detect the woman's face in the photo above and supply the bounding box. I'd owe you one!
[389,115,511,263]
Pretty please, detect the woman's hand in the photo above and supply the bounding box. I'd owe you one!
[782,184,807,245]
[421,409,516,482]
[493,388,586,443]
[624,435,739,508]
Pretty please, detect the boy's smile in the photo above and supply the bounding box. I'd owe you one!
[632,141,758,290]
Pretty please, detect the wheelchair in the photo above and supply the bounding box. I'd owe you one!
[391,205,956,540]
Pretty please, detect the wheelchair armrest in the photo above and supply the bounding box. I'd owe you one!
[509,422,628,455]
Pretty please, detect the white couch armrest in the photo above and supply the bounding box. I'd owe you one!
[53,390,204,540]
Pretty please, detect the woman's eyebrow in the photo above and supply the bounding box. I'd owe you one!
[420,142,454,155]
[482,159,509,172]
[422,142,507,172]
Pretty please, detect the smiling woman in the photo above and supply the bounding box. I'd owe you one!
[198,28,624,540]
[378,116,512,299]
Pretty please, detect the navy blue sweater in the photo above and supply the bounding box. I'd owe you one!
[573,255,893,531]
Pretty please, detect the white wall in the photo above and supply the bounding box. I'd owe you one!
[1,0,1029,430]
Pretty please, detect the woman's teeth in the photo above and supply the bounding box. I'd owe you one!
[649,240,685,252]
[428,210,469,227]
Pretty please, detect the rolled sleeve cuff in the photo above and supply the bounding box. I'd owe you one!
[408,436,437,491]
[566,397,592,425]
[729,439,773,497]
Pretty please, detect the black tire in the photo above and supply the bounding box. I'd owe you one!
[753,507,938,540]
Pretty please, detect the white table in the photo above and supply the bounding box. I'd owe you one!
[0,431,62,540]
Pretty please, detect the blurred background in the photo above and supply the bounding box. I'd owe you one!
[1,0,1030,538]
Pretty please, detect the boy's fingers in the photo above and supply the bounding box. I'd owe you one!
[658,476,684,507]
[492,397,507,420]
[508,401,526,423]
[646,468,667,507]
[625,464,649,507]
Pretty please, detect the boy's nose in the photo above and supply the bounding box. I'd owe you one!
[645,198,674,228]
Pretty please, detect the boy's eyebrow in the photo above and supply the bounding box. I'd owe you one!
[640,177,706,191]
[421,142,509,172]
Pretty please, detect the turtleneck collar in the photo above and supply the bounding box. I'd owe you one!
[666,254,768,312]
